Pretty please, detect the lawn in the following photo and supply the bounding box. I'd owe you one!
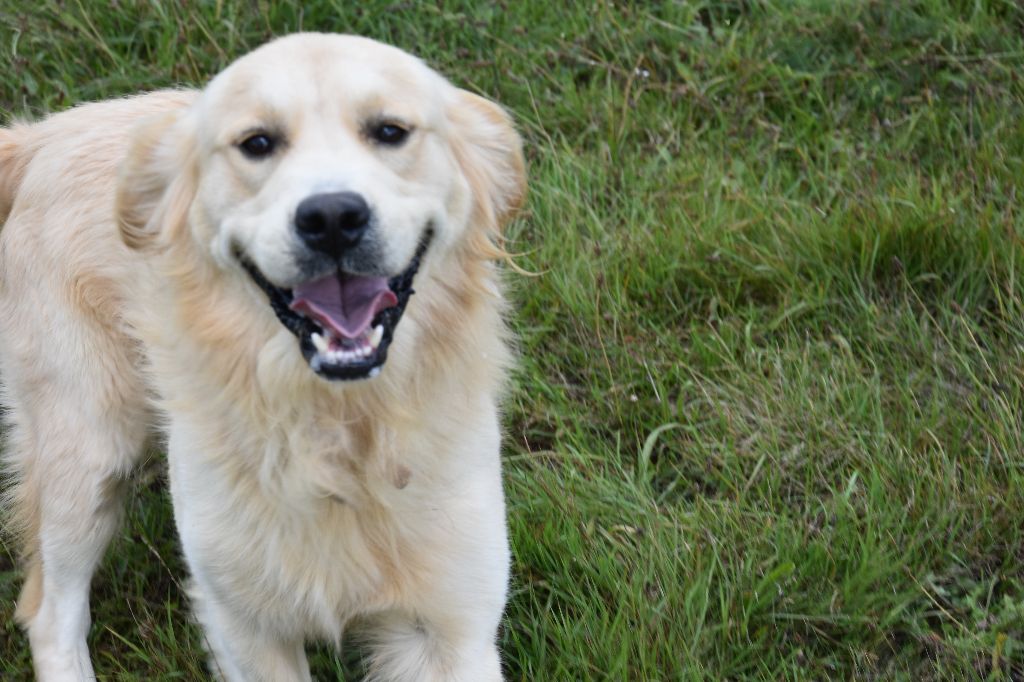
[2,0,1024,679]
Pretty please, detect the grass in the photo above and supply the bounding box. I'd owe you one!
[2,0,1024,678]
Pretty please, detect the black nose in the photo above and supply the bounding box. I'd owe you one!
[294,192,371,258]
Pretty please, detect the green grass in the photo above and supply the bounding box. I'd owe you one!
[3,0,1024,679]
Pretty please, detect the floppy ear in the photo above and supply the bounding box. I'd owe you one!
[116,110,197,251]
[448,90,526,233]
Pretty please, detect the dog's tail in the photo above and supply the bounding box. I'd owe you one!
[0,126,30,225]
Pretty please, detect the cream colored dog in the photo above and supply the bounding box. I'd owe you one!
[0,33,524,681]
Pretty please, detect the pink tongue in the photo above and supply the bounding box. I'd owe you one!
[290,273,397,339]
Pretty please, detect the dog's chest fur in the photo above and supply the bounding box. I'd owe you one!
[161,348,503,640]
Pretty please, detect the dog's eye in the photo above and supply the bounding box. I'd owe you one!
[238,133,277,159]
[370,122,410,146]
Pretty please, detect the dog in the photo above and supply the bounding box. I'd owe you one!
[0,33,524,681]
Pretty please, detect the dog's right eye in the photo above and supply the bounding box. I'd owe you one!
[238,133,277,159]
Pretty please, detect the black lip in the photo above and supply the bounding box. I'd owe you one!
[239,229,433,381]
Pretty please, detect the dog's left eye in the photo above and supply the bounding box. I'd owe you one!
[238,133,277,159]
[370,122,410,146]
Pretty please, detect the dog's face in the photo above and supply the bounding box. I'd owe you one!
[119,34,524,381]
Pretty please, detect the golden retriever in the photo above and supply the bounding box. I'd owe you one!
[0,33,524,681]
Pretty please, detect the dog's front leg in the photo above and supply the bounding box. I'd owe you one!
[166,426,313,682]
[188,578,312,682]
[364,612,505,682]
[364,453,511,682]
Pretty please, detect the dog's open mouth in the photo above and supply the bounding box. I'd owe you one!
[239,231,432,381]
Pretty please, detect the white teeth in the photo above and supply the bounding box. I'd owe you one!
[313,333,378,366]
[369,325,384,349]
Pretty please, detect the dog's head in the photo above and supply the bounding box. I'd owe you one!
[118,33,524,381]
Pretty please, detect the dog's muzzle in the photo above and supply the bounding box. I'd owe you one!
[239,229,433,381]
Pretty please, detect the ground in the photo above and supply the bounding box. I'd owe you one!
[2,1,1024,679]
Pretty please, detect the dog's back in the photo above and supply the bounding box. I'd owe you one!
[0,92,196,680]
